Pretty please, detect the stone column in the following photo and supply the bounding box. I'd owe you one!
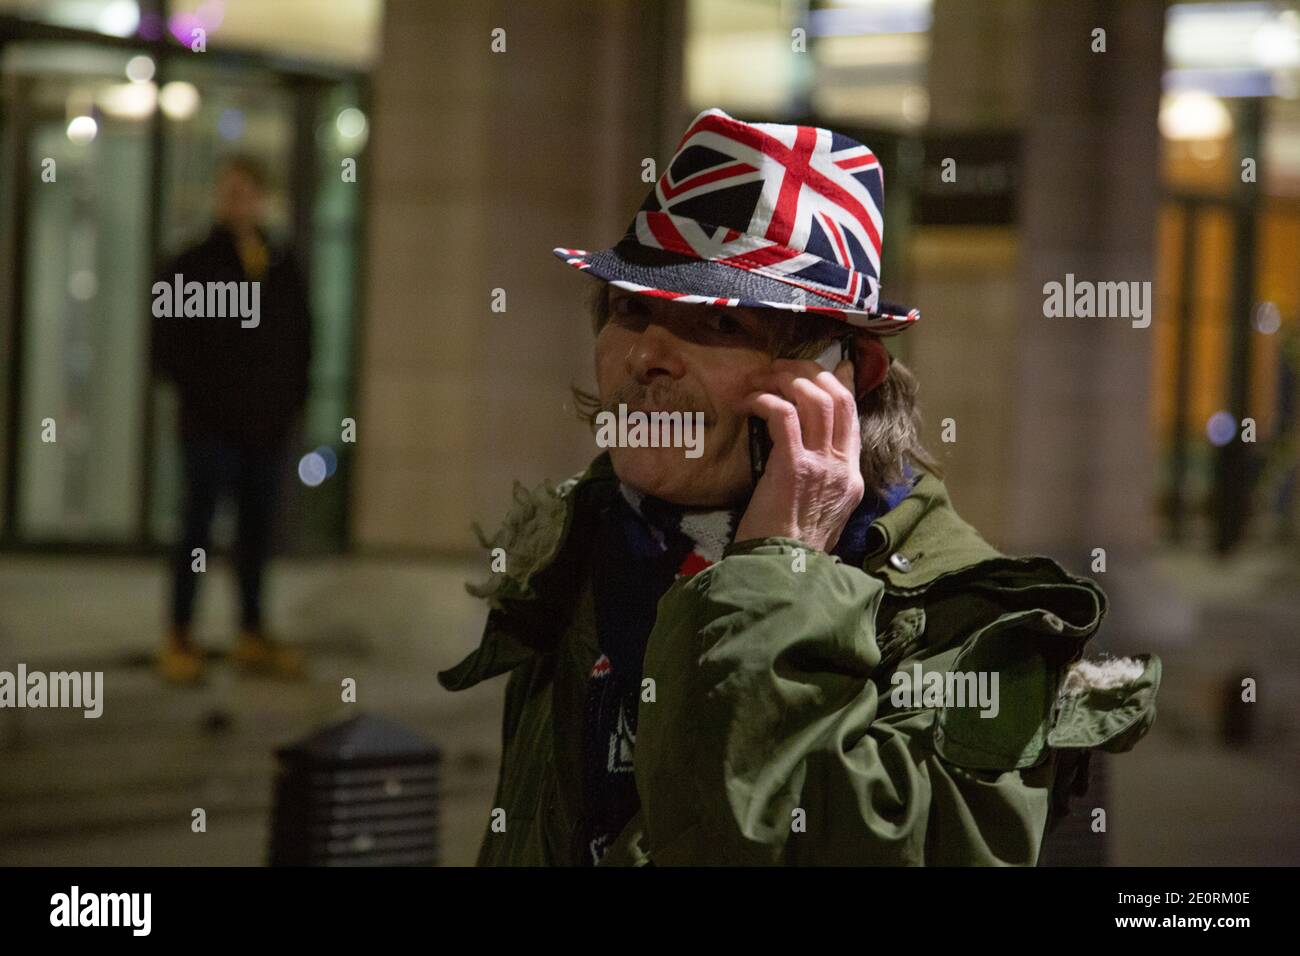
[354,0,684,552]
[1008,0,1165,559]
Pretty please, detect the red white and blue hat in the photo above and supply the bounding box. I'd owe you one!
[553,108,920,334]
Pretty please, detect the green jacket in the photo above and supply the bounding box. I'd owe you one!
[437,452,1161,866]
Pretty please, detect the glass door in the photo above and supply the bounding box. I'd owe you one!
[6,42,152,542]
[0,26,365,553]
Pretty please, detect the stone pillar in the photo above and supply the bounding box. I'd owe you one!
[354,0,684,552]
[927,0,1033,131]
[1009,0,1168,868]
[907,0,1035,539]
[1008,0,1165,560]
[917,0,1164,564]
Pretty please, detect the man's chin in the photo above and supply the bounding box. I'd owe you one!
[609,448,680,497]
[608,448,740,507]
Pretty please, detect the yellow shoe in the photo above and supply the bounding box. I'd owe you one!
[232,630,306,679]
[158,638,205,684]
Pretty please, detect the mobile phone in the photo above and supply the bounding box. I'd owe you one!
[748,333,855,486]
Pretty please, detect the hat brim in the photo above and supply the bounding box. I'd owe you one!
[552,243,919,334]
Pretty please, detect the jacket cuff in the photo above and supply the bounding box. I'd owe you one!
[723,535,824,558]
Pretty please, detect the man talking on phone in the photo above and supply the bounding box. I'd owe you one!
[438,109,1161,866]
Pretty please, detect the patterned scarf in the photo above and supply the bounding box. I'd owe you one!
[580,465,916,865]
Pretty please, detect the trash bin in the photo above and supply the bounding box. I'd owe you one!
[269,712,442,866]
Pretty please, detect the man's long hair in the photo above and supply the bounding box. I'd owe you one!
[570,283,944,498]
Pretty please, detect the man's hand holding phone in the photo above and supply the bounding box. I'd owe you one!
[734,352,865,554]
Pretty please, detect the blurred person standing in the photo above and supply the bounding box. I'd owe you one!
[150,154,312,684]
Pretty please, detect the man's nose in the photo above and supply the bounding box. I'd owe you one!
[626,319,686,383]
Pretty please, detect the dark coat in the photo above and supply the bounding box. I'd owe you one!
[150,223,312,448]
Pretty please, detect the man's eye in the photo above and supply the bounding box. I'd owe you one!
[612,294,645,317]
[704,310,742,335]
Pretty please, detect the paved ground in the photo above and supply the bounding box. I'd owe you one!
[0,555,504,866]
[0,545,1296,866]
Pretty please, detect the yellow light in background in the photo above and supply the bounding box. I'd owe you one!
[809,23,930,128]
[1252,13,1300,70]
[686,0,795,115]
[686,31,796,115]
[159,81,201,120]
[96,0,140,38]
[1159,91,1233,141]
[99,82,158,120]
[815,31,928,68]
[686,0,933,122]
[66,115,98,144]
[166,0,381,68]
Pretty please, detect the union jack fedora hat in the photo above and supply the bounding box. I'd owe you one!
[553,107,920,334]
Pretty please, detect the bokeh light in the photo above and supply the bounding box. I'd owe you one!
[159,82,201,120]
[298,452,328,487]
[1206,410,1237,446]
[96,0,140,38]
[66,115,98,144]
[125,55,155,84]
[99,82,157,120]
[336,107,367,140]
[1252,302,1281,335]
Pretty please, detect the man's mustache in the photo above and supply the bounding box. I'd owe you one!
[601,383,715,427]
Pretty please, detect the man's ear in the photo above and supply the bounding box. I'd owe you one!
[852,333,891,401]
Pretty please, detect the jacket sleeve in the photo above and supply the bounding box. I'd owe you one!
[634,536,1057,866]
[149,251,183,383]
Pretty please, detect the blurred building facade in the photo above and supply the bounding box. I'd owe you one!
[2,0,1297,573]
[356,0,1300,581]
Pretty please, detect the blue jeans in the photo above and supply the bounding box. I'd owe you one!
[171,435,285,631]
